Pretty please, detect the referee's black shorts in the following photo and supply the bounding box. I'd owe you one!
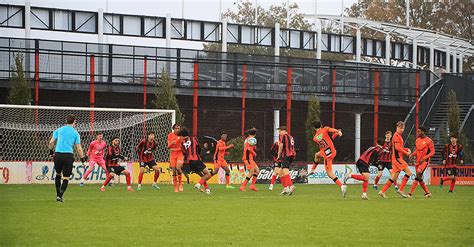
[54,152,74,177]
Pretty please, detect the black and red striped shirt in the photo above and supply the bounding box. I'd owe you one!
[136,139,157,162]
[379,141,392,162]
[279,134,296,158]
[358,146,383,165]
[270,142,279,162]
[442,144,463,167]
[181,136,201,163]
[106,145,124,167]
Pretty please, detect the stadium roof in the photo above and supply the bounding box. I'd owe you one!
[317,15,474,57]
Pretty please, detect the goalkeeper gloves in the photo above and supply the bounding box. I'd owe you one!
[49,149,55,158]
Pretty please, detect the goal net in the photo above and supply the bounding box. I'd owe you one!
[0,105,175,162]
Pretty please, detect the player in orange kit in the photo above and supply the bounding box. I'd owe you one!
[378,121,412,198]
[408,126,435,198]
[240,128,259,192]
[168,124,184,192]
[312,121,346,197]
[210,132,234,189]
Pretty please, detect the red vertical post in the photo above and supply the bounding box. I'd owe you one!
[415,72,420,132]
[193,62,199,137]
[241,64,247,137]
[373,70,379,145]
[286,67,293,133]
[90,55,95,134]
[331,68,337,128]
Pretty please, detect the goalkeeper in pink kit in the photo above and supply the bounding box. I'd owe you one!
[80,133,108,186]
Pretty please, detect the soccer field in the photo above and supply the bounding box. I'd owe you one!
[1,184,473,246]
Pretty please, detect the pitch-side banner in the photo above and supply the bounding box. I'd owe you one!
[430,165,474,186]
[0,161,123,184]
[307,164,431,185]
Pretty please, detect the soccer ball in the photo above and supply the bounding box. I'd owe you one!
[247,137,257,146]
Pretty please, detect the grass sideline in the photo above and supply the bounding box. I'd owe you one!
[0,184,472,246]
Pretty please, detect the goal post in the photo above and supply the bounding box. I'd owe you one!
[0,104,175,163]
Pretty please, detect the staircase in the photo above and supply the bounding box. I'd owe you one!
[428,102,473,164]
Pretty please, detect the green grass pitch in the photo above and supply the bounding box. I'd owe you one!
[1,184,473,246]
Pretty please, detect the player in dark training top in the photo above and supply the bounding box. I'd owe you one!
[276,126,296,196]
[136,132,161,190]
[440,134,464,193]
[268,141,280,191]
[178,127,213,194]
[100,137,133,192]
[372,131,398,191]
[344,143,383,200]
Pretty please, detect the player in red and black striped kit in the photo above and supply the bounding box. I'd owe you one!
[100,137,133,192]
[136,132,160,190]
[344,143,383,200]
[178,127,213,194]
[372,131,398,190]
[276,126,296,196]
[268,141,280,191]
[440,134,464,193]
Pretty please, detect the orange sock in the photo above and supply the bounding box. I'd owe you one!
[420,181,430,194]
[410,180,418,194]
[251,175,257,185]
[399,175,410,191]
[225,174,230,185]
[242,177,249,187]
[332,177,342,187]
[381,179,393,193]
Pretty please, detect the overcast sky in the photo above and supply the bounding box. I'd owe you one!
[3,0,358,48]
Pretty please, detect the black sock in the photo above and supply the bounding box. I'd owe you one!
[55,175,62,196]
[59,179,69,197]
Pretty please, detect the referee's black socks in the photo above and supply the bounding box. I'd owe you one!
[59,179,69,197]
[55,175,62,196]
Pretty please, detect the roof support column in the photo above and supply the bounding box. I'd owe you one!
[446,48,451,73]
[316,20,322,60]
[385,34,391,65]
[356,28,361,62]
[412,39,417,69]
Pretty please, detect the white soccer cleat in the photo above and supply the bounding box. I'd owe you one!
[341,185,347,198]
[378,191,387,198]
[372,184,378,190]
[396,189,408,198]
[343,172,351,184]
[194,183,201,190]
[361,193,369,200]
[424,193,432,198]
[268,184,274,191]
[279,187,289,196]
[137,184,142,191]
[205,189,211,194]
[287,185,296,196]
[152,183,160,190]
[394,185,399,190]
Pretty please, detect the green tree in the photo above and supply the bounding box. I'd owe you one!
[226,136,245,162]
[152,69,185,124]
[447,90,460,137]
[305,95,321,161]
[447,90,472,163]
[8,53,31,105]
